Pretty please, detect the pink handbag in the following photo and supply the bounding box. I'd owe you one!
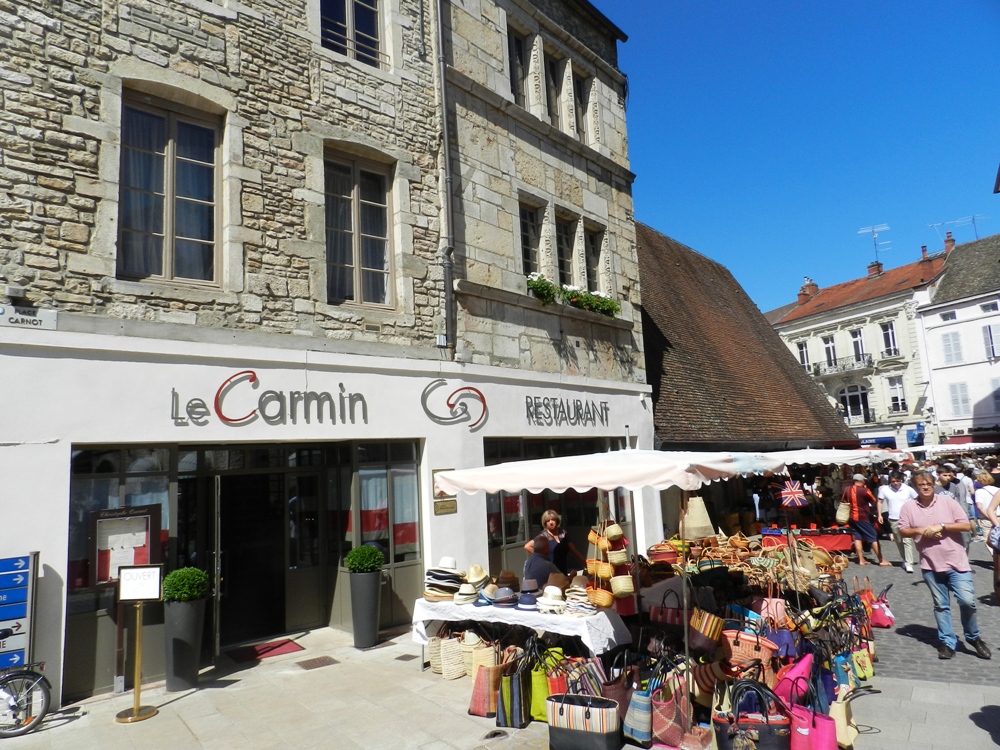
[773,653,814,705]
[752,582,787,622]
[788,675,837,750]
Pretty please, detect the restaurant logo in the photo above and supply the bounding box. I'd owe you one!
[525,395,610,427]
[171,369,369,427]
[421,379,488,432]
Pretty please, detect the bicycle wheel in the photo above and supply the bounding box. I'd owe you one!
[0,671,50,737]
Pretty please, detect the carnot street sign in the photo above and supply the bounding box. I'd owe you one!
[0,632,27,654]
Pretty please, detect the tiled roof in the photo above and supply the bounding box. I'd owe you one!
[766,256,946,325]
[930,234,1000,305]
[636,222,856,447]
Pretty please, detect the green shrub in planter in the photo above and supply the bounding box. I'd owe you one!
[162,567,209,602]
[345,545,385,573]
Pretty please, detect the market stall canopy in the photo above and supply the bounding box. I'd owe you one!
[432,450,788,496]
[767,448,907,466]
[919,442,998,456]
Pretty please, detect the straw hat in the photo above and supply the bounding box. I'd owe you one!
[467,564,489,587]
[546,572,570,591]
[437,556,458,571]
[454,583,478,605]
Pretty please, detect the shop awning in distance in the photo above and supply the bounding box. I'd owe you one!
[433,448,906,497]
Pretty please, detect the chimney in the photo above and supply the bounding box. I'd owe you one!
[867,260,883,278]
[921,244,928,260]
[944,231,955,254]
[798,276,818,303]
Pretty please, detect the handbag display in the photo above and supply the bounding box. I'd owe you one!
[829,686,879,748]
[689,608,725,655]
[869,584,895,628]
[713,678,792,750]
[787,681,838,750]
[651,670,689,747]
[721,629,778,668]
[601,651,638,722]
[496,657,532,729]
[624,660,669,747]
[650,588,687,633]
[752,583,787,623]
[773,653,813,705]
[468,661,504,718]
[547,693,623,750]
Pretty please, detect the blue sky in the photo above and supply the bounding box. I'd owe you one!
[591,0,1000,313]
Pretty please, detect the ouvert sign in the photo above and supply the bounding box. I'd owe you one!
[171,369,370,427]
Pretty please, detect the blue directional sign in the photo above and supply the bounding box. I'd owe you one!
[0,588,27,605]
[0,651,24,668]
[0,571,28,590]
[0,603,27,621]
[0,558,28,575]
[0,555,35,663]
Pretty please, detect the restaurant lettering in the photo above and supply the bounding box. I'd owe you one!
[525,396,610,427]
[171,369,368,427]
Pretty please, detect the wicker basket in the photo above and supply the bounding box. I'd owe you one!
[460,633,482,674]
[607,548,628,566]
[586,558,599,575]
[471,644,499,673]
[610,574,634,598]
[597,536,612,552]
[728,532,750,550]
[441,637,466,680]
[588,528,600,546]
[595,560,614,580]
[428,635,443,674]
[605,523,624,541]
[587,586,615,608]
[721,630,777,666]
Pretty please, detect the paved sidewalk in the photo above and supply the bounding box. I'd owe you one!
[6,540,1000,749]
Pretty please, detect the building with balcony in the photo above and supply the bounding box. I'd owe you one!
[765,247,947,448]
[914,232,1000,446]
[0,0,650,703]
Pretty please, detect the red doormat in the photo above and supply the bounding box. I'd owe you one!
[226,638,305,663]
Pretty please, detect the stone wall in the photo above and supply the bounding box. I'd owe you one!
[0,0,642,381]
[445,0,644,381]
[0,0,442,346]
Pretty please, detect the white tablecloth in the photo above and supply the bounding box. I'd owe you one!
[411,599,631,655]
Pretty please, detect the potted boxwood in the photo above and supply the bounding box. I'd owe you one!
[162,567,209,691]
[345,544,385,649]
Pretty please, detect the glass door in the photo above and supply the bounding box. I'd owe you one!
[286,473,325,631]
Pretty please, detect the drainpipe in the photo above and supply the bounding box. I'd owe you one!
[433,0,456,359]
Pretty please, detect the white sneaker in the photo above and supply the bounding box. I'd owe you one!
[904,563,913,573]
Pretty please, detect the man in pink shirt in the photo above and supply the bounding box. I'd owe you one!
[899,469,991,660]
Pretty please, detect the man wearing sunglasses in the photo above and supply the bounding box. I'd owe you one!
[898,469,990,661]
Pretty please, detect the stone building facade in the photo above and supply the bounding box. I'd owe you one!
[0,0,649,702]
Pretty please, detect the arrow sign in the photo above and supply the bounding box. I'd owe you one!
[0,620,24,634]
[0,572,27,591]
[0,651,23,667]
[0,558,30,575]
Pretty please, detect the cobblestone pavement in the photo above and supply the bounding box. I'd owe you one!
[852,535,999,684]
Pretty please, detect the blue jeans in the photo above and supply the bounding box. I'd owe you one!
[921,569,980,649]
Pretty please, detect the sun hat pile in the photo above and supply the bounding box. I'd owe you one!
[423,556,466,601]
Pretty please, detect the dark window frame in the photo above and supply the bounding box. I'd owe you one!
[320,0,386,69]
[117,96,221,285]
[324,154,393,307]
[519,203,541,276]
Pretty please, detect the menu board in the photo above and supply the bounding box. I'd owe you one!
[89,505,161,587]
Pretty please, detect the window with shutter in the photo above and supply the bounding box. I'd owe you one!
[949,382,971,417]
[993,378,1000,413]
[942,332,963,364]
[983,324,1000,359]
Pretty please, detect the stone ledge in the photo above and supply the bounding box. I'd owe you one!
[455,278,632,330]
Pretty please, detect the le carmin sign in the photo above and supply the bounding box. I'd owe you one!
[171,369,369,427]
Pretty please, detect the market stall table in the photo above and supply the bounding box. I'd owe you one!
[411,599,631,659]
[760,528,854,552]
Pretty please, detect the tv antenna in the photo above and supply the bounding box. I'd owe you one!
[929,215,989,241]
[858,224,891,263]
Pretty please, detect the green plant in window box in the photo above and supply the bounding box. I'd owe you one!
[559,285,621,318]
[345,544,385,573]
[162,567,209,602]
[526,272,559,305]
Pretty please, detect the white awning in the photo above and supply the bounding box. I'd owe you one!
[432,450,787,496]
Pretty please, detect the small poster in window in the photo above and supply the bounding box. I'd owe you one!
[89,504,162,587]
